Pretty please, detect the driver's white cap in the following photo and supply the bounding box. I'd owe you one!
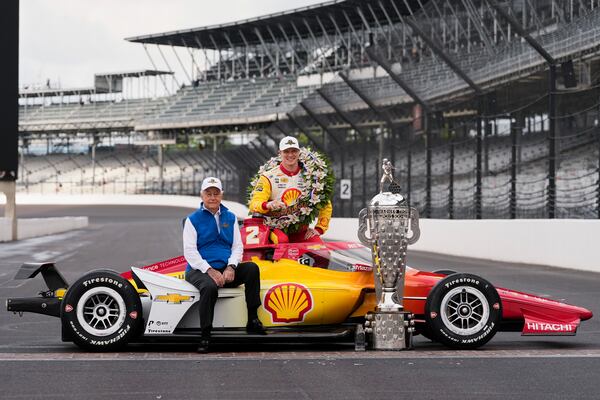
[279,136,300,151]
[201,177,222,192]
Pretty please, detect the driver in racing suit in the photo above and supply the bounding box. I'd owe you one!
[248,136,332,243]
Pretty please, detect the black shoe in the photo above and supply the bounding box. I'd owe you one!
[246,318,267,335]
[197,338,210,353]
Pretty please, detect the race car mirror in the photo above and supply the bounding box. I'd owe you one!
[357,159,419,351]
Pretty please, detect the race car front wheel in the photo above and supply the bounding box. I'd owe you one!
[424,273,501,349]
[61,270,142,351]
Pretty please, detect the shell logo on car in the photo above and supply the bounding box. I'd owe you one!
[263,283,313,323]
[281,188,302,206]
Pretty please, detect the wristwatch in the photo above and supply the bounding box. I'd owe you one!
[227,264,237,270]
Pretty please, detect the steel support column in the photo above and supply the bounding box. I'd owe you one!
[365,47,431,111]
[277,23,306,72]
[327,14,360,68]
[0,0,19,240]
[548,65,557,218]
[222,32,247,77]
[398,18,482,94]
[238,30,263,76]
[476,107,483,219]
[406,126,412,207]
[487,0,558,218]
[254,27,281,76]
[597,87,600,219]
[316,89,368,140]
[301,18,334,73]
[265,26,293,73]
[286,111,327,154]
[314,89,368,206]
[338,72,393,125]
[255,133,277,155]
[248,140,271,160]
[273,121,290,137]
[363,46,432,183]
[449,136,455,219]
[263,125,284,144]
[510,114,519,219]
[295,105,343,151]
[425,125,432,218]
[237,145,263,167]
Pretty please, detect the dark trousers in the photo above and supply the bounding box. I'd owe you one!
[185,262,261,335]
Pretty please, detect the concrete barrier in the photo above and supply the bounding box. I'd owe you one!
[0,217,89,242]
[3,194,246,219]
[3,194,599,273]
[324,218,600,274]
[0,194,240,243]
[0,218,11,242]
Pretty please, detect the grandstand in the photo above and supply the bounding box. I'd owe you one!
[18,0,600,219]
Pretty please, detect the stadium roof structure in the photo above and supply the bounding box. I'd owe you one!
[20,70,174,99]
[20,1,600,142]
[126,0,423,49]
[93,70,173,79]
[19,87,101,98]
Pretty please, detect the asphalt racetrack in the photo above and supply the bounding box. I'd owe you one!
[1,205,599,399]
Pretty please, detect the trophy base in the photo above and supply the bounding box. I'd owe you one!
[377,291,402,312]
[365,311,414,351]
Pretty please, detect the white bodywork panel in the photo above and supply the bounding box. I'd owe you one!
[132,267,247,335]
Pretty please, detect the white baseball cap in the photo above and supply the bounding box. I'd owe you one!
[279,136,300,151]
[201,177,222,192]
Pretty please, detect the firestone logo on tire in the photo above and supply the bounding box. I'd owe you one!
[263,283,313,323]
[82,277,123,288]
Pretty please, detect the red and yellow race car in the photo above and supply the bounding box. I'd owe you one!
[6,218,593,351]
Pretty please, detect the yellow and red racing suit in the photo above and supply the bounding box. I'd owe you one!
[249,164,332,235]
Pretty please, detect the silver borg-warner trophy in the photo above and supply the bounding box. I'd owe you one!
[357,159,420,350]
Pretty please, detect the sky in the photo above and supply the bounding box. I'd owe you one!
[19,0,325,90]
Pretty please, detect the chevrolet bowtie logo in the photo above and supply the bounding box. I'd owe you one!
[155,293,193,304]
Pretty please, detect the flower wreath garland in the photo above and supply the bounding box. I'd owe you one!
[247,148,335,234]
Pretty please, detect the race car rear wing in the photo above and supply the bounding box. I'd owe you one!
[6,263,68,318]
[13,262,69,291]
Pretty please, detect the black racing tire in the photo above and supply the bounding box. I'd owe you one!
[61,270,142,351]
[432,269,458,276]
[424,273,502,349]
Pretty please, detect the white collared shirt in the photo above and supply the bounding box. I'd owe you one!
[182,203,243,273]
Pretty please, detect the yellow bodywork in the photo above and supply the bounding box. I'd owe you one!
[253,257,374,327]
[126,257,376,327]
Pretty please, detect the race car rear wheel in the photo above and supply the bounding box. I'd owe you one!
[424,273,501,349]
[61,270,142,351]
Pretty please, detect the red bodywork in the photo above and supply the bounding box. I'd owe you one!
[123,219,593,336]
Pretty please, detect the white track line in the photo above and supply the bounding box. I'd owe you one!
[1,349,599,361]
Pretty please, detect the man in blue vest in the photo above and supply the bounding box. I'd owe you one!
[184,176,265,353]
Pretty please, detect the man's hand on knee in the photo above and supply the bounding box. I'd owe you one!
[223,265,235,284]
[207,268,224,287]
